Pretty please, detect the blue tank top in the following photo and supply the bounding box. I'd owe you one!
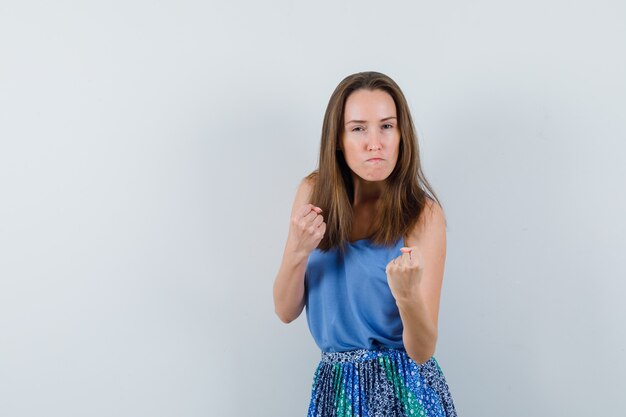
[304,236,406,352]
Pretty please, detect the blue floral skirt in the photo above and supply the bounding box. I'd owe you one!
[307,347,457,417]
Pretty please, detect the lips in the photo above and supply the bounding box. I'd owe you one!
[366,158,384,162]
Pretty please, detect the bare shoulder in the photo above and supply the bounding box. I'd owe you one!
[423,197,446,224]
[407,196,446,243]
[289,174,317,218]
[407,197,447,332]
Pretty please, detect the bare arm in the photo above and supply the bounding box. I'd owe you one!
[273,178,325,323]
[386,199,447,364]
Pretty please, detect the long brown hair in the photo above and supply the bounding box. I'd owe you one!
[306,71,444,252]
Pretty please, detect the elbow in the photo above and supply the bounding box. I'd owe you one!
[408,345,436,365]
[410,349,436,365]
[273,293,305,324]
[407,334,438,365]
[274,307,297,324]
[277,313,295,324]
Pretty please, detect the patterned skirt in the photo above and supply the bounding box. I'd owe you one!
[307,347,457,417]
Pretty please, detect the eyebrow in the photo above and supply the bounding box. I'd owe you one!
[345,116,397,125]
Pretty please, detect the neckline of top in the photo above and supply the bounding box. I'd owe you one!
[347,237,405,246]
[347,237,372,244]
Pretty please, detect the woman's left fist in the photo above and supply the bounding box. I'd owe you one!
[385,246,424,302]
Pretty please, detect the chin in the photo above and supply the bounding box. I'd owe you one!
[360,172,392,182]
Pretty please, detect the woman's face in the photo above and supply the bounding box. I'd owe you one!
[340,89,400,183]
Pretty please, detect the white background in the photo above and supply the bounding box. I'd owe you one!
[1,1,625,416]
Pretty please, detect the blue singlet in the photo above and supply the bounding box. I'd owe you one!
[304,237,406,352]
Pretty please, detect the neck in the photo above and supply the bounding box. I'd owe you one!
[351,174,386,206]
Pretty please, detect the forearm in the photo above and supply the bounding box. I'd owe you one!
[273,247,309,323]
[396,293,438,364]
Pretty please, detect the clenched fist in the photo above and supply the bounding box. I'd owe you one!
[288,204,326,255]
[385,246,424,303]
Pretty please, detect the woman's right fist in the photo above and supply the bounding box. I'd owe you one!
[289,204,326,255]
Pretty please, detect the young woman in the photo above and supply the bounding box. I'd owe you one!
[273,71,457,416]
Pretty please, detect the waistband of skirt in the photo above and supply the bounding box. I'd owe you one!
[320,347,409,363]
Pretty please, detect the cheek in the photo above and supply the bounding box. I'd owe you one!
[385,131,400,146]
[343,142,359,159]
[389,136,400,155]
[390,142,401,166]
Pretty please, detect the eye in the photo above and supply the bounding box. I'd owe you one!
[351,126,364,132]
[382,124,394,129]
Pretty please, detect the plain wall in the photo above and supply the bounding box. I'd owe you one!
[1,1,625,416]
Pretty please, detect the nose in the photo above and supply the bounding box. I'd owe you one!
[367,131,382,151]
